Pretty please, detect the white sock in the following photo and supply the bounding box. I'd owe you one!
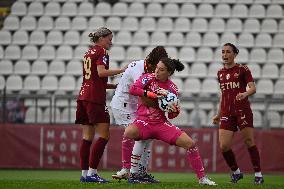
[130,141,144,174]
[139,140,151,173]
[233,168,241,174]
[255,172,262,177]
[82,170,88,177]
[87,168,97,176]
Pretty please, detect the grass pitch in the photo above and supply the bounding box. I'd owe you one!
[0,170,283,189]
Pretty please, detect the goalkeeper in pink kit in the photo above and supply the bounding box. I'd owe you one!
[124,57,217,185]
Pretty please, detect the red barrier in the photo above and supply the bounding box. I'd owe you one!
[0,124,284,173]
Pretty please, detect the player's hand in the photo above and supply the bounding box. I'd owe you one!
[212,114,220,125]
[236,92,247,101]
[167,103,180,113]
[156,87,169,98]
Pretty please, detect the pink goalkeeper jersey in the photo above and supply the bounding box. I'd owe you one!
[129,73,178,123]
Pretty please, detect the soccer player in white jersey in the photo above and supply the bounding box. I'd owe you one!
[110,46,168,181]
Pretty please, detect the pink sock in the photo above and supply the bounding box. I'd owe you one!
[122,137,135,169]
[186,146,205,179]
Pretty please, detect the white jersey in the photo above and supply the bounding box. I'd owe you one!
[110,60,145,113]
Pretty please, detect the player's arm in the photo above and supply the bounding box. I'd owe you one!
[97,65,127,78]
[212,94,222,125]
[140,96,158,108]
[236,81,256,100]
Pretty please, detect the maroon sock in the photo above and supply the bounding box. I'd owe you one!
[248,145,261,172]
[222,149,239,171]
[80,139,92,170]
[89,137,108,169]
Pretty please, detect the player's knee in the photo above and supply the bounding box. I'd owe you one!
[124,126,139,139]
[244,137,254,147]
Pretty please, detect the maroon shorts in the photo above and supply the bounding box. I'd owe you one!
[75,100,110,125]
[220,108,253,132]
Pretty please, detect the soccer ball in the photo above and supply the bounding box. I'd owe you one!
[158,92,179,112]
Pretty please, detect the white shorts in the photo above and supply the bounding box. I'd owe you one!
[111,107,136,127]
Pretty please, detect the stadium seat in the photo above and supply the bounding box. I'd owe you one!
[41,75,58,92]
[0,75,5,90]
[165,46,178,59]
[220,32,237,45]
[253,110,263,128]
[23,75,41,92]
[267,111,281,128]
[183,78,201,96]
[56,45,73,60]
[64,31,80,45]
[279,20,284,33]
[235,48,249,63]
[249,48,266,63]
[247,63,261,79]
[191,18,208,32]
[190,63,207,78]
[71,17,87,31]
[31,60,48,75]
[49,60,65,75]
[25,107,43,123]
[128,2,144,17]
[20,16,36,31]
[171,78,184,94]
[150,31,167,46]
[45,2,60,16]
[132,31,149,46]
[266,4,283,18]
[171,109,189,126]
[11,1,27,16]
[6,75,23,92]
[280,65,284,78]
[140,17,156,32]
[58,75,76,92]
[59,107,76,123]
[238,33,254,48]
[46,31,63,45]
[14,60,30,76]
[0,60,13,76]
[249,4,265,18]
[27,1,43,16]
[110,46,125,61]
[78,2,94,16]
[180,3,196,17]
[178,47,195,62]
[61,2,77,16]
[208,63,222,78]
[213,47,222,62]
[261,19,277,33]
[4,45,21,60]
[22,45,38,60]
[0,30,12,45]
[274,79,284,96]
[0,46,2,60]
[114,31,132,46]
[226,18,242,33]
[29,30,45,45]
[95,2,111,16]
[105,17,122,32]
[231,4,248,18]
[201,78,219,96]
[188,110,207,127]
[174,18,190,32]
[273,34,284,48]
[42,107,55,123]
[197,4,214,18]
[267,48,284,64]
[112,2,128,17]
[196,47,213,62]
[88,17,105,31]
[262,64,279,79]
[173,62,190,78]
[157,17,173,32]
[167,32,184,47]
[202,32,219,47]
[243,19,260,33]
[73,45,88,59]
[185,32,201,47]
[66,60,82,76]
[214,4,231,18]
[256,79,274,96]
[125,46,143,61]
[3,15,20,31]
[12,30,28,45]
[54,17,71,31]
[146,3,162,17]
[208,18,225,33]
[37,16,53,31]
[255,33,272,48]
[122,17,139,32]
[163,3,179,18]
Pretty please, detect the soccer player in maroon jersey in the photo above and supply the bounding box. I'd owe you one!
[212,43,264,184]
[75,27,127,183]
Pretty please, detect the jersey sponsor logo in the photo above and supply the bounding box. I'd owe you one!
[220,81,240,91]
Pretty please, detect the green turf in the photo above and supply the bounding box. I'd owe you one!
[0,170,283,189]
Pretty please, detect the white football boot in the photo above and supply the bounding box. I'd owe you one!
[112,168,129,180]
[199,176,217,186]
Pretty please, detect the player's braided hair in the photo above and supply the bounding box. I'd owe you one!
[223,43,239,55]
[89,27,112,43]
[160,57,184,76]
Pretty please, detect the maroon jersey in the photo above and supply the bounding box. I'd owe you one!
[77,45,109,104]
[217,64,254,116]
